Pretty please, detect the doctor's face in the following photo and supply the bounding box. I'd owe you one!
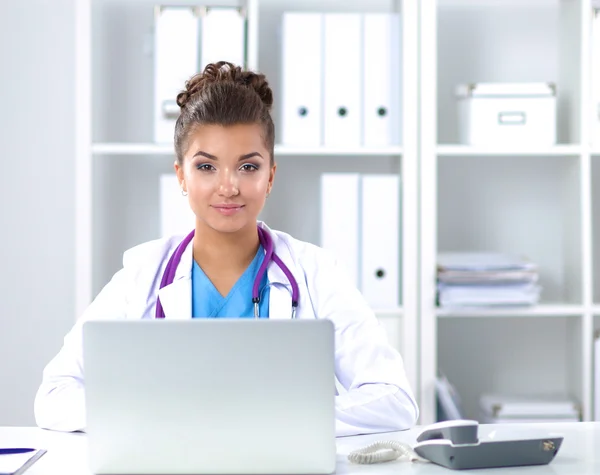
[175,123,276,235]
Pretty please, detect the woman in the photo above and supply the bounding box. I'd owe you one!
[34,62,418,436]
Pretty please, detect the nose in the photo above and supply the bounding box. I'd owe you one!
[217,168,239,197]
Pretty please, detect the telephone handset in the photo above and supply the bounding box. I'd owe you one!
[348,420,563,470]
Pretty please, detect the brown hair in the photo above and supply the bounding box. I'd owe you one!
[174,61,275,166]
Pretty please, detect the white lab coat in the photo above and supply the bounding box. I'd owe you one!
[34,222,418,437]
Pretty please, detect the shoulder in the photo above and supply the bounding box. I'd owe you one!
[263,225,345,294]
[121,235,184,270]
[266,225,335,269]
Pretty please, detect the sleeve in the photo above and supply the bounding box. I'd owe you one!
[33,268,129,432]
[305,248,419,437]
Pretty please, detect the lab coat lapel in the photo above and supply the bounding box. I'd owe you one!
[156,240,193,320]
[262,223,295,320]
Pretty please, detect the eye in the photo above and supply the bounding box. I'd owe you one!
[240,163,259,172]
[196,163,215,172]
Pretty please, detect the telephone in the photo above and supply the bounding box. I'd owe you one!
[348,420,563,470]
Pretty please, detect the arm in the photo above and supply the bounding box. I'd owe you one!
[33,269,128,432]
[307,249,419,437]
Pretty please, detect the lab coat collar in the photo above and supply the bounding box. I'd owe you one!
[157,237,193,320]
[157,222,296,320]
[258,221,296,288]
[259,222,297,320]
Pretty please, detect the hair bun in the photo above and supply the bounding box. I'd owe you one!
[176,61,273,111]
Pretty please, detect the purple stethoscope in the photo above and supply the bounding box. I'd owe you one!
[155,226,299,319]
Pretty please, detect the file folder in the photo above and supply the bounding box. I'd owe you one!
[360,175,400,308]
[154,7,199,143]
[200,7,246,70]
[593,10,600,146]
[320,173,360,287]
[281,13,323,146]
[323,14,362,147]
[596,331,600,421]
[362,13,401,146]
[160,174,196,237]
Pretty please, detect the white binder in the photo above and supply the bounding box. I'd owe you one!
[595,331,600,421]
[160,174,196,237]
[323,14,362,147]
[592,10,600,147]
[200,7,246,70]
[281,13,323,146]
[320,173,360,288]
[154,7,199,144]
[360,175,400,308]
[362,13,401,147]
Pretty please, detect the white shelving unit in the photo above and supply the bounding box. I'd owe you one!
[76,0,600,426]
[76,0,419,401]
[419,0,596,424]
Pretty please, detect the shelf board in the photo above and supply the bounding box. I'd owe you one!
[275,145,403,157]
[92,143,175,155]
[591,306,600,315]
[438,0,559,7]
[436,304,584,318]
[436,144,582,157]
[92,142,404,157]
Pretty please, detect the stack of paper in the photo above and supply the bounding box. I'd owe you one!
[480,394,581,423]
[437,252,541,308]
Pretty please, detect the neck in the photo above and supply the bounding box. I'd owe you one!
[193,222,260,272]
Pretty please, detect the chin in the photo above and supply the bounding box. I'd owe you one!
[205,217,252,234]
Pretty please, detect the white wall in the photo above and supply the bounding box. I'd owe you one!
[0,1,75,425]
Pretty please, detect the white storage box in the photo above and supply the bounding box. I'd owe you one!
[479,393,581,423]
[456,83,556,147]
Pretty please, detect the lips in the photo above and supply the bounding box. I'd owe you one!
[212,204,245,216]
[212,204,244,209]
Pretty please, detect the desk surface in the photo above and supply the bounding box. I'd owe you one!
[0,422,598,474]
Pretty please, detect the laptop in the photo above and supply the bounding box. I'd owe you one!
[82,319,336,475]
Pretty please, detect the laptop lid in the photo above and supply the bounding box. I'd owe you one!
[83,319,336,475]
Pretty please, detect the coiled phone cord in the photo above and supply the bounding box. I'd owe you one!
[347,440,429,464]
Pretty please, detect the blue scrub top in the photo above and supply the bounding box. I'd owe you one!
[191,245,270,318]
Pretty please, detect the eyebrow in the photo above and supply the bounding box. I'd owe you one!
[192,151,264,161]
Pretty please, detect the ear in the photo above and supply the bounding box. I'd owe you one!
[174,161,185,192]
[267,163,277,194]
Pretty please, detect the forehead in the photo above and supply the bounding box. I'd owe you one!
[185,123,267,158]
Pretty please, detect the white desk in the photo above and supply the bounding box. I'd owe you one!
[1,422,598,474]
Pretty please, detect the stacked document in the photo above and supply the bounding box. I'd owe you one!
[480,394,581,423]
[437,252,541,308]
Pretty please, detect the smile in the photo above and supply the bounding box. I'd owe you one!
[212,205,245,216]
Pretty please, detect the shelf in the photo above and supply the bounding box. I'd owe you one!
[436,304,584,318]
[436,144,582,157]
[91,143,404,157]
[275,145,403,157]
[92,143,175,155]
[591,306,600,315]
[373,307,404,317]
[438,0,560,7]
